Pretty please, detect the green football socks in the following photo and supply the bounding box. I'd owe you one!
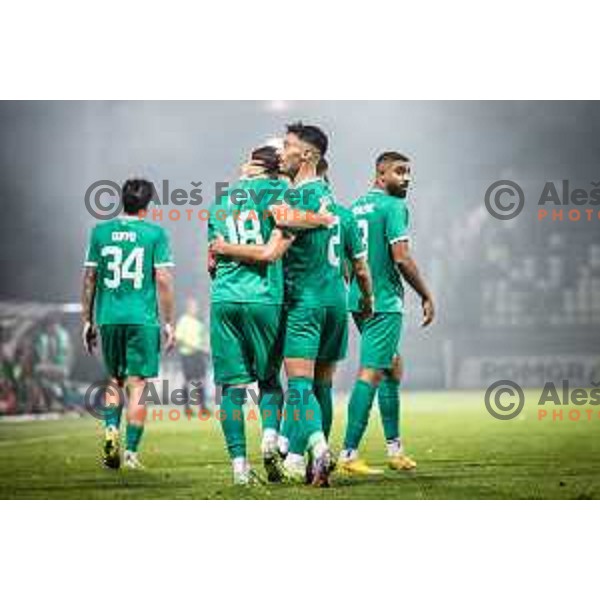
[313,380,333,440]
[220,385,247,460]
[125,423,144,452]
[378,377,400,442]
[343,379,377,451]
[104,401,123,430]
[259,384,283,434]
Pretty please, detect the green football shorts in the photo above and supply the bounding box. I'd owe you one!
[284,304,348,362]
[99,324,160,380]
[352,311,403,370]
[210,302,284,386]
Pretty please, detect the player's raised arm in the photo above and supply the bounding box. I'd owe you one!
[269,199,334,229]
[391,241,434,327]
[210,228,294,264]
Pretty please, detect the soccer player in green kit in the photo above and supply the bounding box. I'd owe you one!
[208,144,335,485]
[212,128,373,486]
[81,179,176,470]
[338,151,435,475]
[279,155,371,451]
[278,123,373,486]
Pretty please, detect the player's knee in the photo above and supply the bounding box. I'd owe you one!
[285,358,314,379]
[127,376,146,389]
[390,355,403,382]
[358,367,383,386]
[314,361,335,383]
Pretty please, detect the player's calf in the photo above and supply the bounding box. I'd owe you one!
[101,378,125,470]
[124,376,148,463]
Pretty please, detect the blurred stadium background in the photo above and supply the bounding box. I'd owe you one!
[1,100,599,417]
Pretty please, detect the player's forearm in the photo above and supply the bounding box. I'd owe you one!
[270,206,331,229]
[396,256,432,301]
[216,234,292,264]
[352,257,373,298]
[217,241,270,264]
[80,267,97,324]
[156,269,176,325]
[263,235,293,262]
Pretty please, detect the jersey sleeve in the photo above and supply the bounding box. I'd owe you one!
[385,200,410,245]
[154,227,175,268]
[343,211,367,260]
[83,226,100,267]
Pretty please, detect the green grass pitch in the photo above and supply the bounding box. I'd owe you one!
[1,389,599,499]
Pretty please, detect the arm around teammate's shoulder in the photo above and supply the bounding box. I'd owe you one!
[209,228,293,265]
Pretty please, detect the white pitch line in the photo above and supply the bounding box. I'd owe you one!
[0,434,75,447]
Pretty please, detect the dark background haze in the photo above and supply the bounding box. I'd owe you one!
[1,101,598,388]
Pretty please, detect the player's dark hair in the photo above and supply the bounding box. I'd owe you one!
[316,157,330,183]
[286,121,328,157]
[250,145,280,178]
[376,151,411,168]
[122,179,155,214]
[316,157,328,176]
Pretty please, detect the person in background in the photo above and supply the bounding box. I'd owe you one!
[175,297,209,415]
[34,315,74,411]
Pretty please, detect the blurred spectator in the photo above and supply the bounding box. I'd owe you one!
[33,316,75,412]
[175,298,210,414]
[0,329,18,414]
[438,202,600,330]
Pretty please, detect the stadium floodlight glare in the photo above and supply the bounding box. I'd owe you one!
[61,303,82,314]
[266,100,290,112]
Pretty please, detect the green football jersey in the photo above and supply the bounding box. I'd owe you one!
[283,178,364,308]
[335,202,367,274]
[84,216,175,325]
[348,188,410,313]
[208,177,288,305]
